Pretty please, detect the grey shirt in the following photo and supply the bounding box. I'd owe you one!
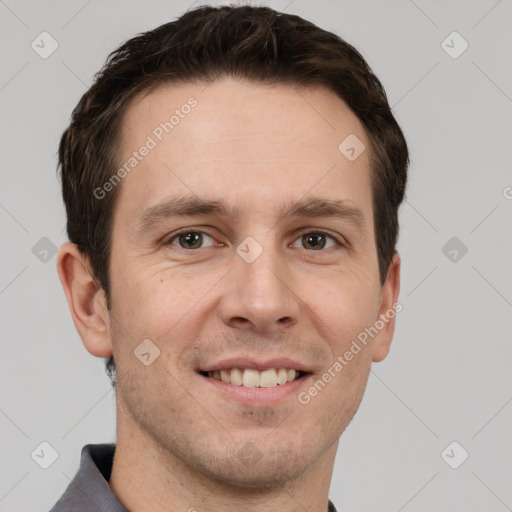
[49,443,338,512]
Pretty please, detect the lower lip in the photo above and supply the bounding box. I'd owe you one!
[199,373,312,405]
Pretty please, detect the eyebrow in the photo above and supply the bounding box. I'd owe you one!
[134,194,366,234]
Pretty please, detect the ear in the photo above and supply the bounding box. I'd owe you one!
[372,252,401,362]
[56,242,113,358]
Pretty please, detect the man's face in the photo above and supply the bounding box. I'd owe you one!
[107,78,396,486]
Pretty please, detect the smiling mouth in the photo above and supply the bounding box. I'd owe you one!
[199,368,309,388]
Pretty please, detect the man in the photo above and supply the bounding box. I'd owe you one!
[52,4,408,511]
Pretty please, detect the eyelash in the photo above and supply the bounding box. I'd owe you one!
[164,228,346,251]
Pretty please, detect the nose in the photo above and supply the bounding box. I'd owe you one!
[219,243,300,333]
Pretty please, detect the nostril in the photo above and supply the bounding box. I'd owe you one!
[232,317,249,325]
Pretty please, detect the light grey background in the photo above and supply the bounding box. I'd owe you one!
[1,0,511,511]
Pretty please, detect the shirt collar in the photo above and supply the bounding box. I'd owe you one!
[49,443,128,512]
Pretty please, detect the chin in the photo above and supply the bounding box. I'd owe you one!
[206,452,310,489]
[189,435,322,490]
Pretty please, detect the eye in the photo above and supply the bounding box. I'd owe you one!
[167,231,218,250]
[165,229,344,251]
[291,230,343,251]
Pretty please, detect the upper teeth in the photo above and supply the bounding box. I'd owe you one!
[207,368,300,387]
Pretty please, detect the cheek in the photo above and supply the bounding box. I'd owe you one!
[331,348,373,418]
[309,276,379,347]
[115,267,227,372]
[298,343,373,439]
[310,279,377,419]
[112,263,195,334]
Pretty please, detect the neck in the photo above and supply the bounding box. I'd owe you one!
[109,401,337,512]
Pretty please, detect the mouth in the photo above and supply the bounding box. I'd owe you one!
[199,368,310,388]
[196,357,314,404]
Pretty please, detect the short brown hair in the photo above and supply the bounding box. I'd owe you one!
[58,4,409,388]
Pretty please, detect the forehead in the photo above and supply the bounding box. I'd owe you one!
[113,78,373,230]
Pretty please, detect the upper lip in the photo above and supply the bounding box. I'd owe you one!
[197,357,312,373]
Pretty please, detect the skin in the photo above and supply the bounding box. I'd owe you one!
[57,77,400,512]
